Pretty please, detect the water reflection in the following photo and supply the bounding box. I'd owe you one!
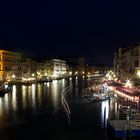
[22,85,27,107]
[51,80,59,111]
[4,94,9,112]
[101,101,109,125]
[12,85,17,111]
[0,78,119,140]
[32,84,36,108]
[37,84,42,107]
[62,79,66,89]
[0,98,2,116]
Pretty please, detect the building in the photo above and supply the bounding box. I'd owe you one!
[65,57,86,76]
[34,59,67,79]
[21,57,37,78]
[88,65,112,75]
[49,59,67,78]
[114,45,140,79]
[0,50,21,81]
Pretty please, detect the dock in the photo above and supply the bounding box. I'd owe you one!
[107,119,140,138]
[107,111,140,138]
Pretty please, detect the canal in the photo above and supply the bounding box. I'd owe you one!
[0,77,116,140]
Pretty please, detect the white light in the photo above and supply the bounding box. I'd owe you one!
[69,72,72,75]
[137,71,140,77]
[12,74,15,78]
[125,80,133,88]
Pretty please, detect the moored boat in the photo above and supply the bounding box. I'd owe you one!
[0,82,11,96]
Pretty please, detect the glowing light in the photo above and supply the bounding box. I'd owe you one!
[32,73,35,77]
[47,82,50,87]
[32,84,36,108]
[69,72,72,75]
[101,101,109,123]
[12,74,15,78]
[12,85,17,111]
[82,71,85,74]
[137,71,140,77]
[95,71,99,74]
[125,80,133,88]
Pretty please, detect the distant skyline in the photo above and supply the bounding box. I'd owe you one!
[0,1,140,65]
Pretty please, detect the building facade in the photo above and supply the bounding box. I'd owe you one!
[0,50,22,81]
[114,45,140,79]
[50,59,67,78]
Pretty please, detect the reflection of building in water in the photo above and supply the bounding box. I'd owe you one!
[4,94,9,112]
[22,85,27,107]
[12,85,17,111]
[37,84,42,106]
[51,80,59,110]
[62,79,66,89]
[0,98,3,116]
[31,84,36,108]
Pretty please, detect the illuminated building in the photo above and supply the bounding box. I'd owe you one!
[49,59,67,78]
[114,45,140,79]
[36,59,67,78]
[0,50,21,81]
[21,58,37,78]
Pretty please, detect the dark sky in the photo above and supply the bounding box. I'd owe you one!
[0,0,140,65]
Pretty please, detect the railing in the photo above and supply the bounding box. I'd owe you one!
[108,112,140,128]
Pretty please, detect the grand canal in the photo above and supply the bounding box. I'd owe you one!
[0,77,117,140]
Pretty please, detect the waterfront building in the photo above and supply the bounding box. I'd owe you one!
[21,57,37,79]
[114,45,140,79]
[49,59,67,78]
[0,50,21,81]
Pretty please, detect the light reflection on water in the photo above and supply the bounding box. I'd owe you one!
[51,80,59,110]
[0,78,118,140]
[22,85,27,107]
[0,98,2,116]
[4,93,9,112]
[12,85,17,111]
[32,84,36,108]
[101,101,109,123]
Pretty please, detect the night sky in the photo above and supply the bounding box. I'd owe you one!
[0,1,140,65]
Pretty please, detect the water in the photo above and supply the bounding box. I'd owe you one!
[0,78,114,140]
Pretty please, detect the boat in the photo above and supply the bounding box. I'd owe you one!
[87,94,110,102]
[0,82,11,96]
